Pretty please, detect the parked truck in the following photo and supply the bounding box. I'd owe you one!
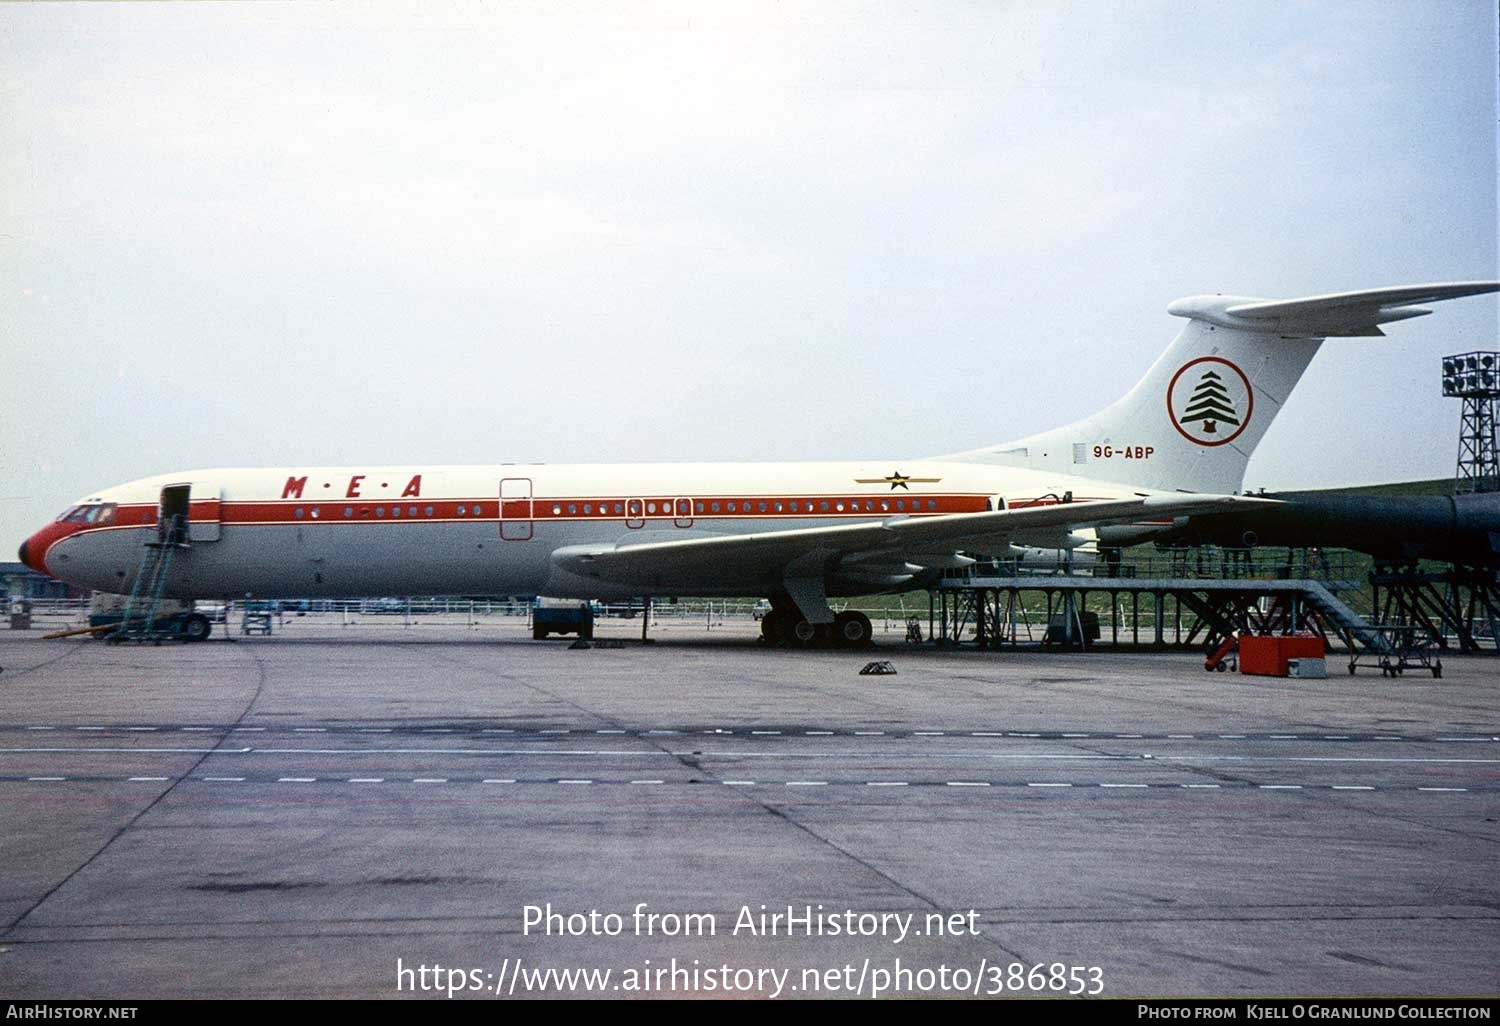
[531,597,594,641]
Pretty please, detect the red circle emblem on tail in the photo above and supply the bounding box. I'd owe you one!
[1167,357,1253,447]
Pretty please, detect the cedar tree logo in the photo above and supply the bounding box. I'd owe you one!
[1167,357,1253,447]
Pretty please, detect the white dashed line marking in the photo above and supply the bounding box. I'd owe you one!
[128,776,168,782]
[786,781,827,787]
[234,727,266,733]
[202,776,244,782]
[26,727,55,732]
[914,732,945,737]
[359,729,393,734]
[1182,784,1220,789]
[27,776,64,782]
[867,782,908,787]
[422,729,454,734]
[805,731,834,736]
[1418,787,1468,792]
[1437,738,1486,743]
[630,780,665,785]
[1027,782,1072,788]
[595,730,624,735]
[480,729,513,734]
[1219,734,1245,739]
[946,781,991,787]
[1116,734,1143,739]
[540,730,569,735]
[971,732,1004,737]
[855,731,885,736]
[1167,734,1193,739]
[1332,785,1374,790]
[723,780,756,786]
[1259,785,1302,790]
[125,727,157,732]
[294,728,325,733]
[1101,783,1148,789]
[182,727,213,733]
[413,778,448,784]
[348,778,384,784]
[557,779,593,785]
[482,778,516,784]
[1061,733,1089,738]
[278,777,316,783]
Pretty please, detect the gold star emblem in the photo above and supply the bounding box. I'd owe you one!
[854,471,942,490]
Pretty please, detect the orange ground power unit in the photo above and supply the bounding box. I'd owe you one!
[1238,634,1326,677]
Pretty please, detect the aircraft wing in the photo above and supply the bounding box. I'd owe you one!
[550,494,1275,592]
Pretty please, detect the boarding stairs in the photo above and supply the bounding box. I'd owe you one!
[112,515,187,643]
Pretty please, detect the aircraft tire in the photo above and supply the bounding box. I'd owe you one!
[790,618,819,647]
[760,610,789,645]
[833,611,873,648]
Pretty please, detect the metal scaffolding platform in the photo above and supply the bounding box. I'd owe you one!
[929,548,1383,654]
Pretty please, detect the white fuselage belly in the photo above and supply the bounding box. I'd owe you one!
[42,460,1153,600]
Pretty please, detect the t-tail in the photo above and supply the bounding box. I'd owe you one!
[941,282,1499,494]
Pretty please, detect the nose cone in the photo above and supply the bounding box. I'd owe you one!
[19,533,47,575]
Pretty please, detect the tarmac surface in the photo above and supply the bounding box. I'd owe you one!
[0,616,1496,999]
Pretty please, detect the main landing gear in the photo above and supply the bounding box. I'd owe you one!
[760,607,873,649]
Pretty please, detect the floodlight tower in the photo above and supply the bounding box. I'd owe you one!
[1443,351,1500,494]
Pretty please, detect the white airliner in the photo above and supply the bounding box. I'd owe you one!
[20,281,1497,646]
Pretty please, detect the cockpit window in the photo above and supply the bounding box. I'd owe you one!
[58,503,117,525]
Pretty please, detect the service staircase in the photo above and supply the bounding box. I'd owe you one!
[111,515,187,643]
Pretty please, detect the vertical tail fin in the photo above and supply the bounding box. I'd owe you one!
[941,282,1498,494]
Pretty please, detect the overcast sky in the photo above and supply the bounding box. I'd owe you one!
[2,1,1496,550]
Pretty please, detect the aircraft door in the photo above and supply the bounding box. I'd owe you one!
[626,499,645,530]
[158,485,191,544]
[500,478,533,541]
[188,482,222,542]
[674,497,694,528]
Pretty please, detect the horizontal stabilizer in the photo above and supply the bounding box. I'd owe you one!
[1168,281,1499,338]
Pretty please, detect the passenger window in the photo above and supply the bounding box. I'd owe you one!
[310,507,321,518]
[391,506,401,517]
[835,501,845,512]
[647,502,657,514]
[928,499,937,510]
[774,501,783,513]
[758,501,767,513]
[568,504,577,515]
[473,504,483,515]
[896,500,905,511]
[583,503,592,515]
[344,507,354,517]
[790,501,799,512]
[695,501,705,514]
[820,501,829,512]
[409,506,418,517]
[881,500,889,511]
[711,502,720,513]
[727,502,737,512]
[425,506,435,517]
[376,507,385,517]
[458,505,467,516]
[552,505,562,515]
[295,507,305,519]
